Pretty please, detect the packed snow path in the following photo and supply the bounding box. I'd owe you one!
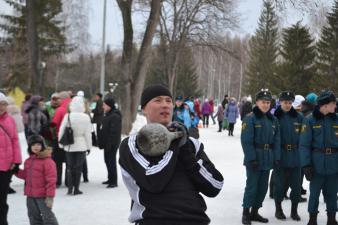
[8,122,329,225]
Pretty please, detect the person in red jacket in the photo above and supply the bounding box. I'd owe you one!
[51,91,71,187]
[16,135,58,225]
[0,92,22,225]
[209,97,216,125]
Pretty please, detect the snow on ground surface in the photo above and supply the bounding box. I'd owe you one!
[8,117,329,225]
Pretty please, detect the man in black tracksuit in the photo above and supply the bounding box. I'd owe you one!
[98,97,121,188]
[119,84,224,225]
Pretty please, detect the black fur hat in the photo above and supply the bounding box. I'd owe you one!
[255,89,272,101]
[279,91,295,102]
[317,90,336,106]
[27,135,46,154]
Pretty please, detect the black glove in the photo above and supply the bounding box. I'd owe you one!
[303,166,314,181]
[250,160,259,171]
[86,150,90,156]
[167,121,189,148]
[178,141,197,171]
[274,160,281,170]
[11,164,20,174]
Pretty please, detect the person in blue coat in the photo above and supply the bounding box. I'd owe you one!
[225,97,239,136]
[272,91,303,221]
[241,89,281,225]
[299,90,338,225]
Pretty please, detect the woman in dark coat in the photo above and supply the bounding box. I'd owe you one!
[98,97,122,188]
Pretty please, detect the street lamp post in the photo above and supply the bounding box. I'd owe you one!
[100,0,107,96]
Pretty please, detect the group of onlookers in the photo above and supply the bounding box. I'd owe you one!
[0,90,122,225]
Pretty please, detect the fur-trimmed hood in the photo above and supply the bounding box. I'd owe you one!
[31,147,52,159]
[253,106,274,120]
[274,106,298,119]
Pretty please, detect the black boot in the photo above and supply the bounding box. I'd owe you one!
[66,169,73,195]
[307,213,318,225]
[291,203,301,221]
[251,208,269,223]
[275,202,286,220]
[327,212,337,225]
[73,169,83,195]
[242,208,251,225]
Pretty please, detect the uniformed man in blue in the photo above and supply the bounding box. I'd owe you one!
[241,89,281,225]
[273,91,303,221]
[300,90,338,225]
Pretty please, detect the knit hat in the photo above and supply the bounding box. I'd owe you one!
[317,90,336,106]
[279,91,295,102]
[255,89,272,101]
[77,90,85,97]
[305,93,318,104]
[104,97,116,110]
[27,135,46,154]
[176,96,183,101]
[51,92,60,99]
[292,95,305,108]
[140,84,172,109]
[0,93,8,104]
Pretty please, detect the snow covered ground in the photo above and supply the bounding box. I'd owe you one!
[8,117,329,225]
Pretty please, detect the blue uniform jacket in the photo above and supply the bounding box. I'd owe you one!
[274,106,304,168]
[299,107,338,175]
[241,106,281,170]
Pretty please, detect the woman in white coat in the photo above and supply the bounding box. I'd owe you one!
[58,96,92,195]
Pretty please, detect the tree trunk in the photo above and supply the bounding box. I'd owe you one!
[117,0,162,134]
[25,0,40,94]
[117,0,134,133]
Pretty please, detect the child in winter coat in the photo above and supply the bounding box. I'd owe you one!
[15,135,59,225]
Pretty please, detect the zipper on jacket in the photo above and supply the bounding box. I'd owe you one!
[28,158,35,196]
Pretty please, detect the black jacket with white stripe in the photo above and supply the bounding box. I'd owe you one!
[119,134,224,225]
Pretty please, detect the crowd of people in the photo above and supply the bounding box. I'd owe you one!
[0,85,337,225]
[0,90,122,225]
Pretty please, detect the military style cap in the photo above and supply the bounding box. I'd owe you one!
[279,91,295,102]
[317,90,336,106]
[255,89,272,101]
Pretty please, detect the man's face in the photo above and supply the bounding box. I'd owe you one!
[256,99,271,113]
[321,101,337,114]
[51,97,60,108]
[142,96,173,126]
[280,100,293,112]
[0,101,8,114]
[102,102,111,113]
[175,100,182,107]
[95,95,100,102]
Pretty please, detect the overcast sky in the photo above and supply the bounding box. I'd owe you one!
[0,0,334,52]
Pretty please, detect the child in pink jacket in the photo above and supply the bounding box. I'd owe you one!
[16,135,59,225]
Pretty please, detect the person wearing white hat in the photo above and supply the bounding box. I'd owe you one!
[292,95,305,111]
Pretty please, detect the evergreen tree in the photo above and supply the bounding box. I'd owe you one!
[146,45,201,98]
[244,0,279,96]
[316,0,338,92]
[278,22,316,96]
[0,0,69,92]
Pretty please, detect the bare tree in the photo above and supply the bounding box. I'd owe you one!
[60,0,91,57]
[116,0,162,133]
[308,1,330,39]
[158,0,238,93]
